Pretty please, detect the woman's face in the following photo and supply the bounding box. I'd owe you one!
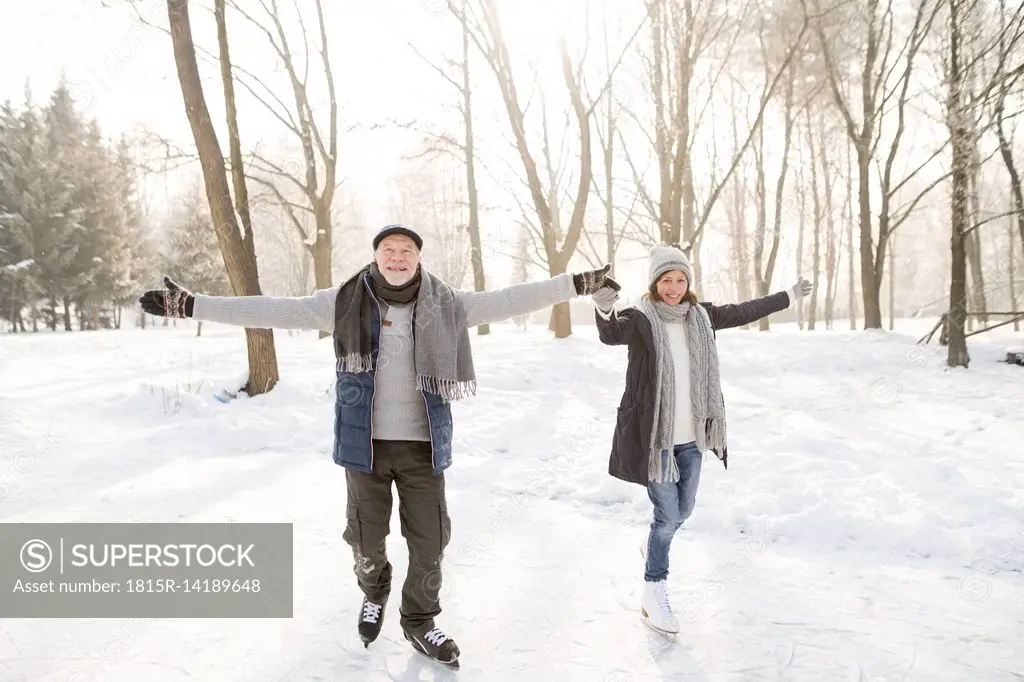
[656,270,689,304]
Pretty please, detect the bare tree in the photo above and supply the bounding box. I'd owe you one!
[387,152,471,288]
[751,56,799,331]
[252,197,314,297]
[586,0,641,278]
[116,0,341,326]
[1009,214,1021,330]
[620,0,809,275]
[724,81,754,319]
[512,224,532,330]
[991,0,1024,261]
[226,0,339,338]
[811,0,943,329]
[457,1,597,337]
[817,103,843,329]
[402,0,491,334]
[946,0,972,367]
[166,0,280,395]
[803,100,831,330]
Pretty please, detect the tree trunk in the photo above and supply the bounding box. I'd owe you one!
[726,83,752,323]
[197,320,203,337]
[946,0,970,368]
[310,213,333,339]
[755,74,794,332]
[549,299,571,339]
[461,0,489,336]
[604,77,615,279]
[966,36,987,329]
[888,236,895,330]
[753,125,768,330]
[805,104,822,331]
[966,195,987,331]
[474,5,590,338]
[62,295,72,331]
[826,209,840,329]
[846,138,857,329]
[823,108,841,330]
[796,128,808,331]
[169,0,279,395]
[856,143,882,328]
[993,58,1024,266]
[1009,217,1020,331]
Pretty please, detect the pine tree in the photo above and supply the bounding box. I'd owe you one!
[163,179,230,337]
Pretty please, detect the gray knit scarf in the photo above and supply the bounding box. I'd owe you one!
[638,297,727,483]
[333,262,477,402]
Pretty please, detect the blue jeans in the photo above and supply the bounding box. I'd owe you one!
[644,441,703,582]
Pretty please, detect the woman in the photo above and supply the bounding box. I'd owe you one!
[591,244,811,634]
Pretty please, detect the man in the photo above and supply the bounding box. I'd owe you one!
[139,223,617,669]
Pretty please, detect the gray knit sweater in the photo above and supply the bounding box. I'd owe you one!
[191,273,578,441]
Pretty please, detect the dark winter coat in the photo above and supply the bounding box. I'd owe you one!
[595,291,791,487]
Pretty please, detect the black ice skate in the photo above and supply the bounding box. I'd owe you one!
[404,626,460,669]
[358,594,388,647]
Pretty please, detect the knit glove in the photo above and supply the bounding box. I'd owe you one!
[592,286,620,312]
[788,276,812,302]
[139,276,195,318]
[573,264,621,296]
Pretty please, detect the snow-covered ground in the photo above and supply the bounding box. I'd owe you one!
[1,314,1022,681]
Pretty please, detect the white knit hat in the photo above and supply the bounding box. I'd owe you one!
[648,244,693,287]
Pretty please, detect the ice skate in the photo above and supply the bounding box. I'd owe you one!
[640,580,680,635]
[404,625,460,670]
[358,594,388,647]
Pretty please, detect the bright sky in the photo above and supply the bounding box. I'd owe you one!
[1,0,665,287]
[0,0,955,300]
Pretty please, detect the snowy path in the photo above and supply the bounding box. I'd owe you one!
[1,320,1022,681]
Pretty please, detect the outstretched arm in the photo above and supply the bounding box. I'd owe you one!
[140,275,339,333]
[192,287,338,333]
[706,278,811,331]
[457,274,578,328]
[706,292,790,331]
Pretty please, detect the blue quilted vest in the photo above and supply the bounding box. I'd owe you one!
[330,273,455,475]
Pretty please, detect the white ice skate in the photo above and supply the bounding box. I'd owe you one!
[640,580,680,635]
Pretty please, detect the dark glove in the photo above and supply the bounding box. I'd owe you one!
[139,276,195,318]
[573,264,621,296]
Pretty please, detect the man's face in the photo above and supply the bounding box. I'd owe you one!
[374,234,420,285]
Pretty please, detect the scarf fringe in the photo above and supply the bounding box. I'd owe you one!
[333,356,477,402]
[648,448,680,484]
[417,375,478,402]
[336,352,373,374]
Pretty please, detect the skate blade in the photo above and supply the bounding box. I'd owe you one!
[405,634,461,670]
[639,607,679,637]
[410,647,460,670]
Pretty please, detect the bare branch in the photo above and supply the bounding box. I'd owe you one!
[964,208,1024,234]
[246,177,310,244]
[584,12,651,117]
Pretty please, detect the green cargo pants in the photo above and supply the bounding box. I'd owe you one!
[342,439,452,633]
